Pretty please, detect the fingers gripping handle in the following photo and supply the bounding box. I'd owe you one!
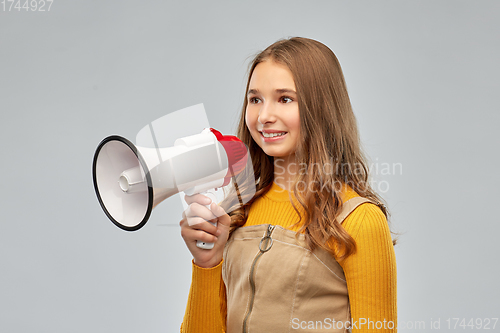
[196,191,218,250]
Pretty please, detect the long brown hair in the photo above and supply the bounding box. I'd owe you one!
[221,37,394,260]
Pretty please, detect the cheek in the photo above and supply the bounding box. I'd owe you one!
[245,107,255,130]
[244,109,249,129]
[289,110,301,134]
[245,108,262,144]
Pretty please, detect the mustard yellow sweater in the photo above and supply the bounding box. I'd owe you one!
[181,182,397,332]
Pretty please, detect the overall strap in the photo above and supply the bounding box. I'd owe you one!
[336,197,377,225]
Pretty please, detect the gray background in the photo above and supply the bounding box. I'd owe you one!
[1,1,499,332]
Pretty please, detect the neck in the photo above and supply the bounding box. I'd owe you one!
[273,154,297,191]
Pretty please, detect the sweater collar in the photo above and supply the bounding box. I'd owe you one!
[263,181,294,202]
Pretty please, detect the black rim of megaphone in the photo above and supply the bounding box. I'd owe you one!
[92,135,154,232]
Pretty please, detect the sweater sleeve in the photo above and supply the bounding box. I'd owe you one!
[339,203,397,332]
[180,260,227,333]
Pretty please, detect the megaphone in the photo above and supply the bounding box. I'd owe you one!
[92,127,249,248]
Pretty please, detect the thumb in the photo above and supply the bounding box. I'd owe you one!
[211,203,231,228]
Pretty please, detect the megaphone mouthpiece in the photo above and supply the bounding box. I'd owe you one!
[209,128,248,185]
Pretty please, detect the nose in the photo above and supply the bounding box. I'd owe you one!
[257,101,276,125]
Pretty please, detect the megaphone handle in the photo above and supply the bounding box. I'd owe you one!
[196,190,218,250]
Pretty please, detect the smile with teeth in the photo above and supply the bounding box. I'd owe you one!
[261,132,287,138]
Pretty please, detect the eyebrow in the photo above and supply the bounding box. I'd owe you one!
[247,88,297,95]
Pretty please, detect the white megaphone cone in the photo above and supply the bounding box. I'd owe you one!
[92,128,249,240]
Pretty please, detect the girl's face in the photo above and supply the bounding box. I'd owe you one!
[245,60,300,160]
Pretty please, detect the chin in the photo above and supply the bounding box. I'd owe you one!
[265,152,292,158]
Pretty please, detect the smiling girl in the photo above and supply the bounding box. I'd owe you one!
[179,37,397,333]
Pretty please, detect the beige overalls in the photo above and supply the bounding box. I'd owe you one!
[222,197,375,333]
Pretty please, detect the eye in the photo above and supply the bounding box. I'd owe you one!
[249,97,262,104]
[279,96,293,103]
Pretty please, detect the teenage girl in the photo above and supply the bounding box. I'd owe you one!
[179,37,397,333]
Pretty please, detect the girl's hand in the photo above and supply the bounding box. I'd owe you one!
[179,193,231,268]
